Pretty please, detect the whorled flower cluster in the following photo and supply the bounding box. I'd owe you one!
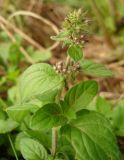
[62,9,90,46]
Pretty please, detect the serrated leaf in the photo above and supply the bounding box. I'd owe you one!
[0,118,18,134]
[20,138,48,160]
[64,80,98,112]
[18,63,64,103]
[31,103,67,130]
[112,100,124,136]
[68,45,83,61]
[61,110,120,160]
[80,59,113,77]
[6,103,39,122]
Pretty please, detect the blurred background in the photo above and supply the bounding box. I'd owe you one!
[0,0,124,159]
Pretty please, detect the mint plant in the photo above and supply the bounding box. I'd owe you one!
[6,9,120,160]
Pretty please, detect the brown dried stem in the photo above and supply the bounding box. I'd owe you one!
[0,22,35,64]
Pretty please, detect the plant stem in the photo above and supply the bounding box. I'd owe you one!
[108,0,119,23]
[51,55,71,158]
[51,127,58,158]
[120,0,124,7]
[65,55,71,67]
[7,134,19,160]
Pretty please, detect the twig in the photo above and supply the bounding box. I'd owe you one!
[8,10,59,34]
[0,22,35,64]
[100,92,121,99]
[7,134,19,160]
[28,0,36,11]
[47,41,59,51]
[0,11,60,63]
[120,0,124,7]
[1,11,60,51]
[8,11,60,50]
[109,60,124,67]
[0,15,44,50]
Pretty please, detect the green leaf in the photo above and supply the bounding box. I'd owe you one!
[0,98,7,110]
[51,31,69,41]
[20,114,32,131]
[28,47,52,62]
[0,118,18,134]
[20,138,48,160]
[7,67,20,81]
[31,103,67,130]
[0,99,7,120]
[18,63,64,103]
[6,103,39,122]
[51,31,71,45]
[37,89,59,104]
[9,43,22,65]
[0,42,11,63]
[55,158,65,160]
[68,45,83,61]
[58,136,75,160]
[96,96,112,117]
[64,80,98,112]
[61,110,120,160]
[8,86,17,103]
[30,50,52,62]
[112,100,124,136]
[0,111,6,120]
[25,129,51,149]
[80,59,113,77]
[15,132,27,150]
[60,100,76,120]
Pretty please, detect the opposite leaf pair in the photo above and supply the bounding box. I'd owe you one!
[6,63,120,160]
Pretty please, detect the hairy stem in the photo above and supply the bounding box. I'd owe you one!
[51,127,58,158]
[51,55,72,158]
[7,134,19,160]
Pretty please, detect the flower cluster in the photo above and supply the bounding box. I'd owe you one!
[53,61,80,76]
[51,9,90,47]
